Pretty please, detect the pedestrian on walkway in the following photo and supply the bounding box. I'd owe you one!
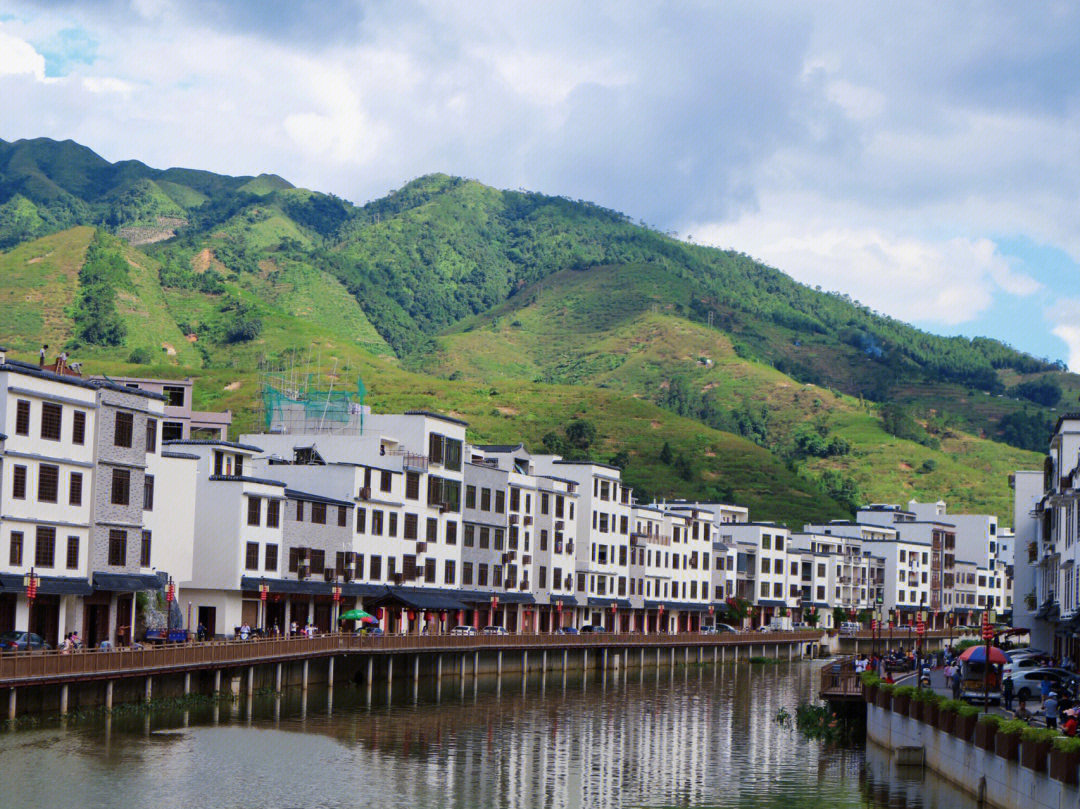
[1045,692,1060,730]
[1003,676,1014,711]
[1041,676,1052,706]
[951,666,962,699]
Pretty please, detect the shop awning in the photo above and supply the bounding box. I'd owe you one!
[0,573,93,596]
[499,592,537,604]
[369,586,468,611]
[757,599,788,608]
[92,572,164,592]
[586,597,632,609]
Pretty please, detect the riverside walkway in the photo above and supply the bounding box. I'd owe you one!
[2,630,821,718]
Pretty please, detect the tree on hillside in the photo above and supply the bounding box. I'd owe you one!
[659,441,673,464]
[565,419,597,450]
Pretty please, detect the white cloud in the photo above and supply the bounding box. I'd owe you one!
[0,29,46,81]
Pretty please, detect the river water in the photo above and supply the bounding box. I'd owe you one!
[0,661,974,809]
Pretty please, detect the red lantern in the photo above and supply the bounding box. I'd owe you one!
[376,607,384,620]
[555,600,562,613]
[440,611,447,622]
[658,603,664,614]
[610,602,617,613]
[167,579,176,603]
[708,605,715,616]
[408,610,416,621]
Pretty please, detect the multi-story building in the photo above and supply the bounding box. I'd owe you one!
[93,376,231,442]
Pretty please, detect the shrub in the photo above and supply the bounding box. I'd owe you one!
[878,683,896,695]
[914,689,940,704]
[127,346,154,364]
[1052,736,1080,753]
[940,699,966,714]
[998,719,1028,737]
[860,671,882,686]
[977,713,1003,728]
[956,704,980,719]
[893,685,917,698]
[1022,726,1058,745]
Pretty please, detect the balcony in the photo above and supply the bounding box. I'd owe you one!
[386,449,429,472]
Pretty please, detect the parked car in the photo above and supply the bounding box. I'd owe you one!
[1006,668,1079,701]
[579,625,607,633]
[450,625,477,636]
[0,631,50,651]
[556,627,579,635]
[839,622,862,636]
[1003,654,1045,677]
[481,626,508,635]
[790,622,810,630]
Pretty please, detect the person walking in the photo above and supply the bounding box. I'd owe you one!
[1003,675,1014,711]
[1041,676,1053,706]
[951,665,962,699]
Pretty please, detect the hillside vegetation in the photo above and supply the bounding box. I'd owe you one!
[0,137,1062,524]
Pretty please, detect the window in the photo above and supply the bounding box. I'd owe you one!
[72,411,86,445]
[481,488,491,511]
[35,526,55,567]
[404,514,418,540]
[111,468,131,505]
[465,485,477,509]
[38,464,59,503]
[403,555,417,581]
[12,465,26,499]
[338,506,347,527]
[445,438,462,472]
[245,542,259,570]
[429,433,445,465]
[161,385,185,407]
[541,492,550,514]
[495,490,505,513]
[405,472,420,500]
[762,535,771,550]
[296,500,304,521]
[142,475,154,511]
[141,531,153,567]
[247,496,261,526]
[66,536,79,570]
[146,419,157,453]
[265,544,278,571]
[464,524,475,547]
[479,527,489,548]
[372,510,384,535]
[425,559,436,583]
[108,530,127,566]
[760,557,769,573]
[310,550,325,575]
[355,507,366,533]
[446,522,457,545]
[387,557,397,580]
[40,402,62,441]
[114,411,133,448]
[478,564,489,587]
[775,535,784,551]
[426,518,438,542]
[494,529,504,550]
[14,400,30,435]
[311,502,326,524]
[370,555,382,580]
[9,531,23,565]
[540,530,548,551]
[539,566,547,589]
[267,499,280,528]
[162,422,183,442]
[380,470,392,493]
[510,487,520,511]
[463,562,474,585]
[388,512,398,537]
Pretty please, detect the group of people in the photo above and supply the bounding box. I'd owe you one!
[58,632,83,653]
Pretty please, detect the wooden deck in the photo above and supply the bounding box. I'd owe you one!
[0,630,821,688]
[819,656,862,701]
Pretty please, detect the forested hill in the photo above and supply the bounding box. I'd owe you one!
[0,138,1070,484]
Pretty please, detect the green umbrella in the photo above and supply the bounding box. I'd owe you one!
[339,609,375,622]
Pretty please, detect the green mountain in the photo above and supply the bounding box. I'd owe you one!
[0,137,1063,525]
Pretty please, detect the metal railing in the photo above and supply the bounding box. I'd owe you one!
[0,630,822,687]
[820,656,861,697]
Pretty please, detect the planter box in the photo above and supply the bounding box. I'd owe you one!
[975,721,998,751]
[994,732,1021,761]
[863,683,878,703]
[893,694,911,714]
[1022,740,1052,772]
[875,690,892,710]
[923,703,939,726]
[954,714,977,742]
[1050,748,1080,785]
[909,700,923,721]
[937,710,956,733]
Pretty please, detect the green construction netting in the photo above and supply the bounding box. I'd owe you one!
[263,377,365,432]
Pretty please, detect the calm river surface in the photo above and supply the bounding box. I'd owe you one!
[0,661,974,809]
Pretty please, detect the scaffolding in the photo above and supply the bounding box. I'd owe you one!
[258,356,366,435]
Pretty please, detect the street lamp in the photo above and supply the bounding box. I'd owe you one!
[332,584,342,633]
[490,594,499,628]
[258,577,268,632]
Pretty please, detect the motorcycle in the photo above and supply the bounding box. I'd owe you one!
[918,665,932,689]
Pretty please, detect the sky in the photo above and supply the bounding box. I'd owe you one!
[1,1,1078,367]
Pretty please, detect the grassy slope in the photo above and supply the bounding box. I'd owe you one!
[417,264,1040,520]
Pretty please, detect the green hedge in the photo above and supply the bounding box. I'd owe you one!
[997,719,1028,737]
[893,685,917,698]
[956,704,980,719]
[1052,736,1080,753]
[977,713,1003,728]
[878,683,896,695]
[860,671,881,686]
[940,699,966,714]
[1021,726,1059,745]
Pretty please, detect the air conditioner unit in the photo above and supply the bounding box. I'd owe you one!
[417,542,427,553]
[524,516,533,526]
[566,540,574,554]
[297,564,309,580]
[360,486,372,500]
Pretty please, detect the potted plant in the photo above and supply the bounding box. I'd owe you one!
[1050,736,1080,784]
[916,690,941,725]
[876,682,894,709]
[861,671,881,702]
[954,704,979,741]
[937,699,963,733]
[975,713,1002,750]
[994,719,1025,761]
[1021,726,1057,772]
[893,685,916,716]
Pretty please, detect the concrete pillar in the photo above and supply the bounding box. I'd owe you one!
[685,646,690,665]
[602,648,608,671]
[671,647,675,667]
[387,656,394,684]
[542,650,547,672]
[437,654,443,680]
[302,659,309,690]
[184,672,192,695]
[788,643,793,661]
[60,684,69,716]
[523,650,528,675]
[230,675,241,697]
[105,681,114,710]
[474,651,480,677]
[713,646,717,664]
[583,648,588,671]
[8,688,16,721]
[145,676,153,702]
[368,657,374,687]
[497,650,503,678]
[213,669,222,694]
[640,647,645,669]
[248,665,255,694]
[563,650,568,672]
[275,663,282,692]
[721,645,726,664]
[413,655,420,684]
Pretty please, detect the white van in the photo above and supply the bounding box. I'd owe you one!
[839,622,862,636]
